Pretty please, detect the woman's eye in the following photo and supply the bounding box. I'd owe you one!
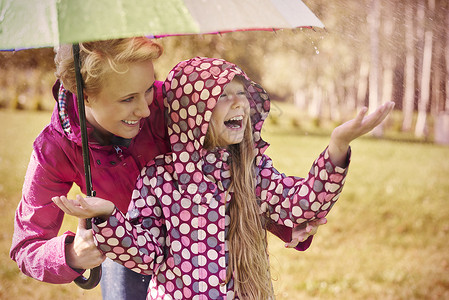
[219,93,227,98]
[122,97,133,103]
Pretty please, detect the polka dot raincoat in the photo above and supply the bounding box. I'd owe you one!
[92,57,350,299]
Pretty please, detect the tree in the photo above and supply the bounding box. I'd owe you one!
[446,0,449,112]
[415,0,435,138]
[367,0,382,136]
[401,1,416,132]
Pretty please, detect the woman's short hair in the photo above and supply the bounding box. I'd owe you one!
[54,37,163,95]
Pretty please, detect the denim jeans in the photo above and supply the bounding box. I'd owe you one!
[100,258,151,300]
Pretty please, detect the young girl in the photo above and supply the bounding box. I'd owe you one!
[53,57,394,299]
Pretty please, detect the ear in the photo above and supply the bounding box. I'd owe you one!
[83,92,91,107]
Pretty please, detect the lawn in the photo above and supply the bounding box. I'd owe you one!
[0,109,448,299]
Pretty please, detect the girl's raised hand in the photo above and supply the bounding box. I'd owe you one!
[52,194,115,219]
[328,101,395,167]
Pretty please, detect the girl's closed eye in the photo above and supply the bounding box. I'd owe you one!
[145,83,155,94]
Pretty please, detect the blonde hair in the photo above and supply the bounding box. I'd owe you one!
[54,37,163,95]
[205,114,273,299]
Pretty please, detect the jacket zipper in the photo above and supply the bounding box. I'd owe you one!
[113,145,124,161]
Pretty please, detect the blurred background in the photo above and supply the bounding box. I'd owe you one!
[0,0,448,299]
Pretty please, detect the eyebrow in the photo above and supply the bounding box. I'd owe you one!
[120,82,155,100]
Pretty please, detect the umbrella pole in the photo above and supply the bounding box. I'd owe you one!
[72,43,102,290]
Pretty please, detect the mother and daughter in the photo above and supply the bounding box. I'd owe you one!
[11,37,393,299]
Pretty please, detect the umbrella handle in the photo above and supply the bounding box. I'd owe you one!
[74,218,102,289]
[74,265,102,289]
[72,43,102,289]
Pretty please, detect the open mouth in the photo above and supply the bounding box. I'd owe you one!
[224,116,244,129]
[122,120,139,125]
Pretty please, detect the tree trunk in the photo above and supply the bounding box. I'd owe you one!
[402,1,415,132]
[415,0,435,138]
[446,0,449,111]
[368,0,382,136]
[381,13,395,107]
[356,60,370,109]
[431,36,442,115]
[415,0,426,103]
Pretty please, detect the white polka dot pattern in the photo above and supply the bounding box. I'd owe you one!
[92,57,349,299]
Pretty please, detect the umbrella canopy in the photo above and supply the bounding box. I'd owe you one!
[0,0,324,50]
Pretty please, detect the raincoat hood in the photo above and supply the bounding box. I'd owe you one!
[51,80,86,146]
[163,57,270,198]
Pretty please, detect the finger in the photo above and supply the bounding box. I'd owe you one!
[309,217,327,226]
[52,196,71,214]
[77,217,87,230]
[61,195,83,215]
[285,238,300,248]
[359,105,390,132]
[373,102,394,122]
[317,217,328,225]
[77,194,89,209]
[76,218,95,240]
[354,106,369,124]
[307,224,318,236]
[366,104,393,129]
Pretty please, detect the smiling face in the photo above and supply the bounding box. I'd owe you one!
[84,60,155,140]
[209,78,250,147]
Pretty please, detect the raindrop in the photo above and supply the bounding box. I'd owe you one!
[302,28,321,55]
[310,40,320,55]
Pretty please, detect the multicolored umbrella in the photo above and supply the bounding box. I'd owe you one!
[0,0,323,50]
[0,0,324,290]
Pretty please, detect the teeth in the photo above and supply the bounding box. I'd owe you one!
[123,120,139,125]
[227,116,243,122]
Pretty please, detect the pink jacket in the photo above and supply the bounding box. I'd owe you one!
[92,57,350,299]
[9,80,170,283]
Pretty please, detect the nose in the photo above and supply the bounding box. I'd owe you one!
[135,95,151,118]
[230,94,246,109]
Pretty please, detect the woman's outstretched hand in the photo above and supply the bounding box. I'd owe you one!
[328,101,395,167]
[52,194,115,219]
[51,195,113,270]
[285,218,328,248]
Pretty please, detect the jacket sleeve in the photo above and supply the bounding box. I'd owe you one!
[265,219,313,251]
[256,147,350,228]
[9,133,83,283]
[92,208,165,276]
[92,162,166,275]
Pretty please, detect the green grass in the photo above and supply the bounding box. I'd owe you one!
[1,109,448,299]
[263,125,449,299]
[0,110,101,300]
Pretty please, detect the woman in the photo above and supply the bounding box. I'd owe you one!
[10,37,169,299]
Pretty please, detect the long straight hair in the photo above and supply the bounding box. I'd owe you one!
[205,116,273,299]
